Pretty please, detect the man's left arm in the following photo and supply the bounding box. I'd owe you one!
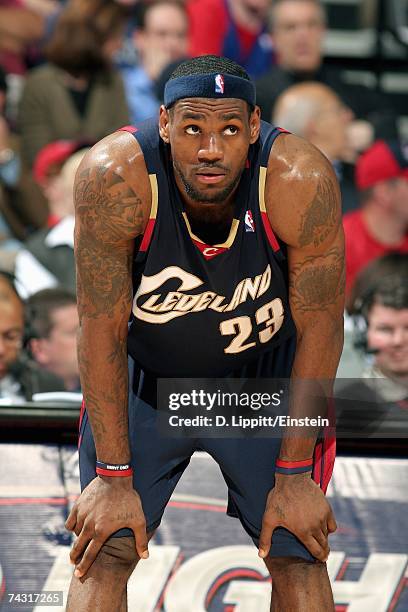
[259,135,345,560]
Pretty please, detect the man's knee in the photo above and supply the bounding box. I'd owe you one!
[265,556,333,612]
[96,530,156,574]
[265,555,327,584]
[97,537,139,573]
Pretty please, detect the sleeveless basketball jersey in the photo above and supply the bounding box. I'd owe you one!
[123,119,297,380]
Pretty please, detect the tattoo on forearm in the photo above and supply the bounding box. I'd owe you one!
[298,175,339,248]
[290,248,345,312]
[78,332,129,446]
[74,164,143,451]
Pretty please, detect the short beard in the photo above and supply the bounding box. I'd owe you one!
[173,160,243,204]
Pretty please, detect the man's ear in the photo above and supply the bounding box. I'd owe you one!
[249,106,261,144]
[159,105,170,143]
[132,28,145,55]
[29,338,48,365]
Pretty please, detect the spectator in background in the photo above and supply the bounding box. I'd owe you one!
[256,0,399,145]
[0,63,49,252]
[343,140,408,298]
[336,255,408,437]
[18,0,130,168]
[0,0,59,77]
[187,0,273,79]
[32,139,91,226]
[0,271,64,400]
[27,288,80,392]
[13,147,89,297]
[122,0,189,124]
[273,82,358,213]
[0,65,23,250]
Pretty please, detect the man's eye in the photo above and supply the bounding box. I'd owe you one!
[377,326,393,333]
[224,125,239,135]
[185,125,200,135]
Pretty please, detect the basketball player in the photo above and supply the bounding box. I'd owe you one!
[65,56,344,611]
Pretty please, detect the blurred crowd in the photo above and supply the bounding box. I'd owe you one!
[0,0,406,405]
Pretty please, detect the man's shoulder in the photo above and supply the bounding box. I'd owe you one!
[78,129,148,178]
[10,357,66,400]
[264,133,341,247]
[74,129,152,237]
[24,63,57,82]
[121,65,152,89]
[267,132,334,180]
[256,65,291,88]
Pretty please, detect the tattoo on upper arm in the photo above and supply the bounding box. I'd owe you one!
[298,175,339,248]
[75,166,144,319]
[75,166,144,242]
[290,247,345,312]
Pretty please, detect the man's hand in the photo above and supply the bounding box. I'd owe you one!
[65,476,149,578]
[258,473,337,562]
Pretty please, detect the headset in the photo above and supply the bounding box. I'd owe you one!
[350,285,378,354]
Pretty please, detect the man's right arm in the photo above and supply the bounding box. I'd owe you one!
[74,135,148,464]
[65,132,152,576]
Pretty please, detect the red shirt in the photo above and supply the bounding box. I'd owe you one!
[343,210,408,295]
[187,0,257,60]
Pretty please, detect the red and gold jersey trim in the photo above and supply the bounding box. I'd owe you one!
[258,166,280,252]
[182,211,239,260]
[139,173,159,252]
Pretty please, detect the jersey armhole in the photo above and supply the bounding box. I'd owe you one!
[258,127,289,256]
[117,124,159,255]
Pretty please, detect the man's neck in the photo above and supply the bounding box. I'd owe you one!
[363,206,407,246]
[375,365,408,390]
[62,375,81,392]
[184,200,234,244]
[278,64,321,80]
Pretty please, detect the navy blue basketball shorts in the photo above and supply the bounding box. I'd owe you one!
[78,378,335,562]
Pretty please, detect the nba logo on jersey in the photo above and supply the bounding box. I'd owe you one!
[215,74,225,94]
[245,210,255,232]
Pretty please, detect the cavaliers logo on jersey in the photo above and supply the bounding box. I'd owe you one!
[133,265,273,324]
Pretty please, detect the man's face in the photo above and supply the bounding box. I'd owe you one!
[31,305,79,385]
[238,0,271,20]
[0,299,24,380]
[367,304,408,377]
[160,98,260,206]
[272,1,325,72]
[388,177,408,223]
[142,3,188,62]
[314,91,353,159]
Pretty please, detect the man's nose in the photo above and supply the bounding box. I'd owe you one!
[343,105,354,122]
[198,134,223,163]
[391,328,406,346]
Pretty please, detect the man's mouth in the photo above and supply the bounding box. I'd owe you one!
[196,173,225,184]
[195,168,226,184]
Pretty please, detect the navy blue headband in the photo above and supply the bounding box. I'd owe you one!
[164,73,256,108]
